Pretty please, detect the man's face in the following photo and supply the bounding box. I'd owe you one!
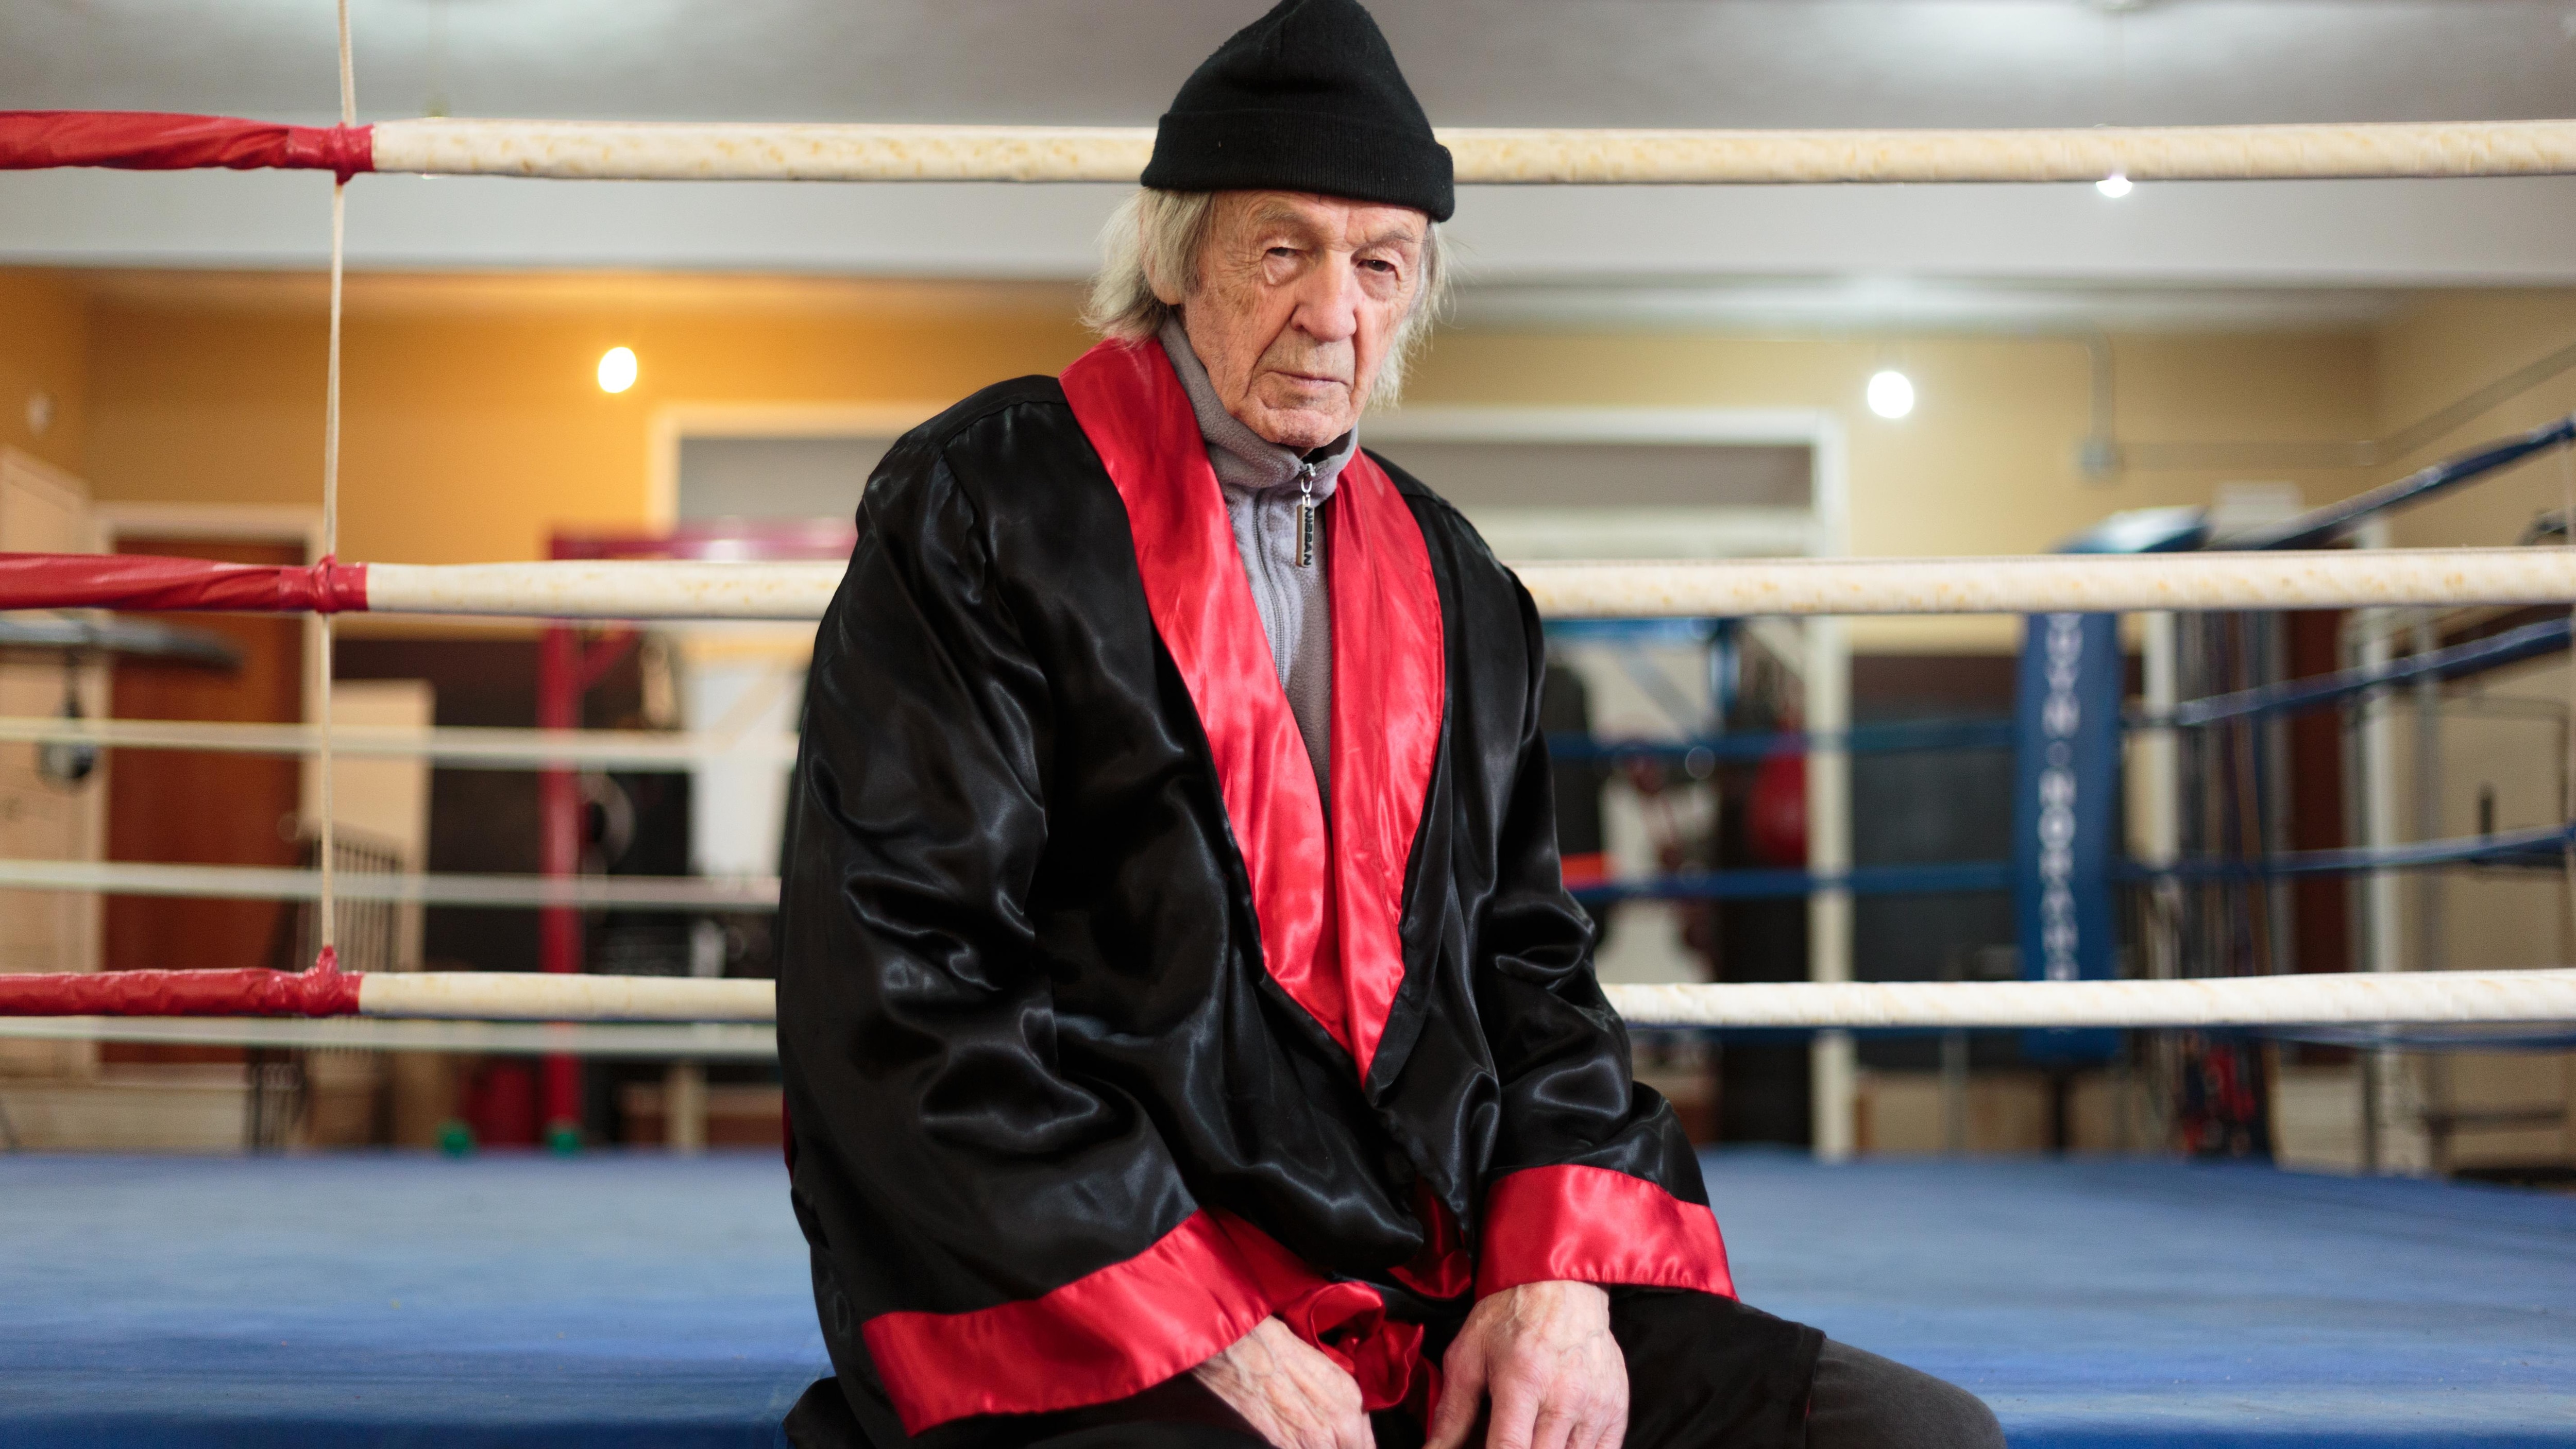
[1165,190,1428,451]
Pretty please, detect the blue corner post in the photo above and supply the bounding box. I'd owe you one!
[2013,611,2124,1064]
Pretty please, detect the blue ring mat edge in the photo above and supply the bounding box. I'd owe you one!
[0,1150,2568,1447]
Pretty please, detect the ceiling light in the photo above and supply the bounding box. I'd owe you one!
[597,346,638,394]
[2096,173,2133,199]
[1866,369,1915,420]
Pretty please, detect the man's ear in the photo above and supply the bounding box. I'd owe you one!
[1146,215,1189,308]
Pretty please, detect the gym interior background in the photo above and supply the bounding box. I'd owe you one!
[3,0,2575,1181]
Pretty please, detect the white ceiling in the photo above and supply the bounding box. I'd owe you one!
[8,0,2576,326]
[14,0,2576,129]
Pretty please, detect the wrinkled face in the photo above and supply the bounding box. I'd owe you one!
[1160,190,1428,451]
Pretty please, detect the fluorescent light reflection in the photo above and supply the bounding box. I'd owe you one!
[597,346,638,394]
[1866,369,1915,420]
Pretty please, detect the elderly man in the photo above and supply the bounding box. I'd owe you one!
[779,4,2004,1447]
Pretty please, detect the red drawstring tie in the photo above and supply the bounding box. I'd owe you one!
[1278,1282,1439,1423]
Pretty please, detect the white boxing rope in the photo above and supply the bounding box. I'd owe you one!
[357,971,775,1023]
[366,560,845,619]
[362,117,2576,185]
[249,966,2576,1026]
[1603,969,2576,1030]
[0,716,799,772]
[0,1014,778,1060]
[1522,550,2576,619]
[6,970,2566,1029]
[0,858,777,912]
[360,548,2576,622]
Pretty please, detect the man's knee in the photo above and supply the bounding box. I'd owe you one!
[1806,1340,2005,1449]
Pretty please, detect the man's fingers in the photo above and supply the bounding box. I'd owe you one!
[1575,1410,1624,1449]
[1533,1402,1586,1449]
[1423,1340,1487,1449]
[1484,1380,1543,1449]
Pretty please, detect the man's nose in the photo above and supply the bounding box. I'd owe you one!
[1290,254,1362,344]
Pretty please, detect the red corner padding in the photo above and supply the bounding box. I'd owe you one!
[0,553,367,614]
[0,110,373,178]
[1477,1164,1738,1300]
[0,965,362,1017]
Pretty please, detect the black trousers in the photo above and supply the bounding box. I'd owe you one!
[787,1289,1994,1449]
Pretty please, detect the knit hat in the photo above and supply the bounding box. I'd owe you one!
[1141,0,1454,222]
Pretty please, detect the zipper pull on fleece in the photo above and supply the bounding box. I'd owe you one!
[1294,462,1319,568]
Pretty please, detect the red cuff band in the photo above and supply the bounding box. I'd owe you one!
[1477,1164,1736,1299]
[861,1208,1324,1434]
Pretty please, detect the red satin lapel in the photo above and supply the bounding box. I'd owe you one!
[1060,340,1443,1081]
[1061,340,1338,1047]
[1326,451,1444,1079]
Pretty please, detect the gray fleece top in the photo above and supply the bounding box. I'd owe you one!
[1157,313,1356,807]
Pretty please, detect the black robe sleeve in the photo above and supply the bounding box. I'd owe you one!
[1465,578,1738,1300]
[778,431,1318,1436]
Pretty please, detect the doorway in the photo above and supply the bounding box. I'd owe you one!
[100,537,305,1065]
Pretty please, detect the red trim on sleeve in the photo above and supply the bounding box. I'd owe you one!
[1321,451,1442,1080]
[0,552,367,614]
[1477,1164,1736,1300]
[859,1208,1323,1434]
[0,111,373,180]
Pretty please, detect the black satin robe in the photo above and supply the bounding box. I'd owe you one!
[779,339,1809,1447]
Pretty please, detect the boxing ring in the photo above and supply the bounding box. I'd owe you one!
[8,8,2576,1441]
[1,1150,2567,1448]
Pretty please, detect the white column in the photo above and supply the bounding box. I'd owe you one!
[2407,611,2447,1175]
[2135,611,2181,979]
[1805,616,1855,1161]
[665,1060,708,1155]
[2354,575,2404,1171]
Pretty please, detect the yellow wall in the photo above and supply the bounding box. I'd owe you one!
[1406,329,2375,560]
[1404,328,2375,648]
[0,269,92,476]
[2375,290,2576,551]
[2359,292,2576,1142]
[80,275,1093,567]
[41,269,2576,587]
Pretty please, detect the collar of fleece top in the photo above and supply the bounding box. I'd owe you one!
[1157,312,1355,502]
[1157,311,1353,808]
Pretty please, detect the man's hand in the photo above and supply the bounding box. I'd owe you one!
[1425,1280,1626,1449]
[1191,1315,1374,1449]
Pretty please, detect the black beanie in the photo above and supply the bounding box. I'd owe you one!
[1141,0,1454,222]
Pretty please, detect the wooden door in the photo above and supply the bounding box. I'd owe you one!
[104,539,306,1003]
[0,451,106,1079]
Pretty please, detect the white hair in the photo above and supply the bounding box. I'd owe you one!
[1081,187,1450,403]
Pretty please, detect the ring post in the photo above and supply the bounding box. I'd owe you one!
[1806,618,1854,1161]
[536,621,584,1153]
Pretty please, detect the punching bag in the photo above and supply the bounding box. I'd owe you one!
[1747,747,1808,868]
